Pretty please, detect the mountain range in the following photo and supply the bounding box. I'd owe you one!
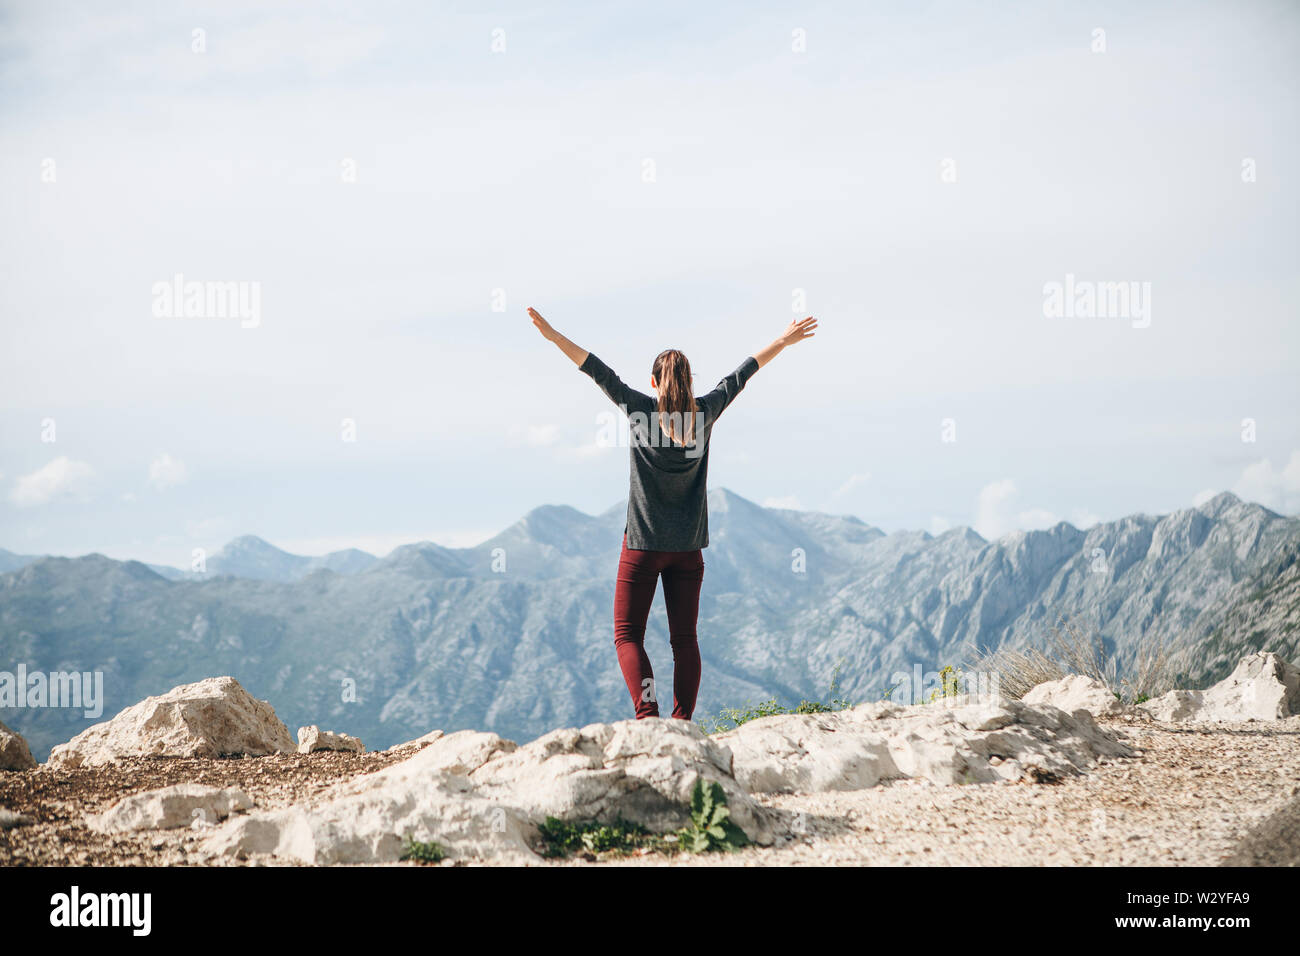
[2,488,1297,760]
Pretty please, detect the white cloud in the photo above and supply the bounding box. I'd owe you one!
[10,457,95,506]
[567,442,616,460]
[184,516,233,540]
[1231,450,1300,514]
[525,424,560,447]
[973,479,1060,540]
[148,452,189,490]
[507,423,562,448]
[833,472,871,497]
[929,515,952,535]
[1070,509,1101,530]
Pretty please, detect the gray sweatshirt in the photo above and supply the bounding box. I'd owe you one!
[579,352,760,550]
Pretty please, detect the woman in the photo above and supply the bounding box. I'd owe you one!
[528,307,818,721]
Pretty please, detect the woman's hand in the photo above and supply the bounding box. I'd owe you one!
[529,306,590,366]
[780,316,818,346]
[753,316,818,368]
[528,307,557,342]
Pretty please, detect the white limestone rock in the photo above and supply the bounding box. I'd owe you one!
[470,718,773,842]
[87,783,253,833]
[718,696,1132,793]
[201,717,775,864]
[48,677,295,768]
[200,764,536,864]
[0,808,33,829]
[384,729,445,752]
[1140,689,1204,722]
[1141,652,1300,722]
[0,719,37,771]
[198,699,1137,863]
[296,726,365,754]
[1022,675,1128,717]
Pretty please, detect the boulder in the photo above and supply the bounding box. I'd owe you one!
[1022,675,1127,717]
[0,808,32,829]
[384,729,445,752]
[0,719,37,771]
[717,696,1132,793]
[296,726,364,754]
[1140,689,1204,722]
[87,784,253,832]
[202,717,776,864]
[198,699,1138,864]
[470,718,772,841]
[48,677,295,768]
[201,769,536,865]
[1141,652,1300,722]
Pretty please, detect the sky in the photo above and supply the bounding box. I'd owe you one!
[1,0,1298,565]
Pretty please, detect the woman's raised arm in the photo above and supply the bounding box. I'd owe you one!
[752,316,818,369]
[529,307,589,367]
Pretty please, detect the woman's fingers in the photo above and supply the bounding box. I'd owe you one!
[784,315,817,343]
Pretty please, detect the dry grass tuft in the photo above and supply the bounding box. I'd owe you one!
[966,617,1174,703]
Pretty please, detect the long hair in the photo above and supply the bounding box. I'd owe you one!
[651,349,695,446]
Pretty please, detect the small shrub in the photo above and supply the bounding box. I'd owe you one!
[697,697,792,734]
[677,779,749,854]
[697,659,854,733]
[965,615,1175,704]
[794,699,832,714]
[536,816,664,858]
[399,834,446,864]
[927,664,963,703]
[536,784,752,860]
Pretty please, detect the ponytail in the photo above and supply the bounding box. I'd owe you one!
[652,349,695,447]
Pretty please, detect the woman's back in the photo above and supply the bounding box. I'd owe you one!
[578,352,759,550]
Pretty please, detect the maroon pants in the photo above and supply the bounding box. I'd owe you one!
[613,534,704,720]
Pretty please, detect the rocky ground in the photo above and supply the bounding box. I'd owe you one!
[589,715,1300,867]
[0,750,412,866]
[4,713,1298,867]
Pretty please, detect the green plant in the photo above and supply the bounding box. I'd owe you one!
[794,699,832,714]
[824,658,853,710]
[677,779,749,854]
[536,816,666,859]
[696,660,854,733]
[697,697,792,734]
[927,664,963,702]
[399,834,446,864]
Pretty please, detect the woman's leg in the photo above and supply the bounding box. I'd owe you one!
[660,549,704,720]
[613,536,663,718]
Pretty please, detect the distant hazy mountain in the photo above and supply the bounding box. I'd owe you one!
[2,488,1296,760]
[0,548,39,574]
[0,536,381,583]
[166,535,381,582]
